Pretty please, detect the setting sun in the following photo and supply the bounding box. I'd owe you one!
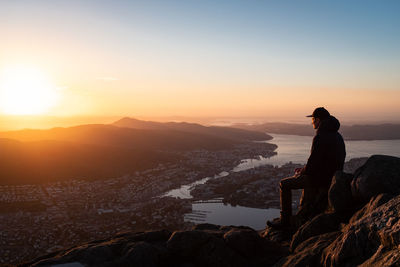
[0,66,59,115]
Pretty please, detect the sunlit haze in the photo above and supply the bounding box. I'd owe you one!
[0,65,60,115]
[1,0,400,129]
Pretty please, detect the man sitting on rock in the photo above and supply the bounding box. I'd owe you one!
[268,107,346,229]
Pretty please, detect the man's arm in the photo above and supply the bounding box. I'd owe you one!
[303,135,325,176]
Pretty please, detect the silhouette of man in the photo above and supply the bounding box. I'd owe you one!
[268,107,346,229]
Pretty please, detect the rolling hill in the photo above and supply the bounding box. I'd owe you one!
[0,138,170,185]
[112,117,272,141]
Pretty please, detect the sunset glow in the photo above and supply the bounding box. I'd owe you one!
[1,2,400,264]
[0,66,60,115]
[0,0,399,126]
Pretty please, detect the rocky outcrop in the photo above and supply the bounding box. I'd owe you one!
[22,224,288,267]
[282,193,400,266]
[290,213,341,252]
[328,171,354,214]
[323,194,400,266]
[351,155,400,203]
[23,155,400,267]
[279,155,400,266]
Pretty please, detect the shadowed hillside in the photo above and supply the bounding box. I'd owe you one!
[0,124,241,151]
[0,138,171,185]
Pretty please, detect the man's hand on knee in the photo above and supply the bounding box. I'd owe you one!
[294,167,305,175]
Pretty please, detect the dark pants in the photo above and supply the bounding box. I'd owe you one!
[279,174,328,225]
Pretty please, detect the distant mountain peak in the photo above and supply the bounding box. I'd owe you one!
[114,117,142,123]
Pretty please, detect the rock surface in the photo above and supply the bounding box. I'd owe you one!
[290,212,340,252]
[280,193,400,266]
[351,155,400,203]
[21,225,288,267]
[323,194,400,266]
[328,171,355,214]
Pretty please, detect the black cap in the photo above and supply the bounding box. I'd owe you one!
[306,107,330,119]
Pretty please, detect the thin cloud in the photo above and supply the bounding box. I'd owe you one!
[96,77,119,81]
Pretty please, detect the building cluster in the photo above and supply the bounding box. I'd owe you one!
[0,161,195,264]
[190,157,368,210]
[0,177,193,265]
[1,141,277,265]
[191,162,304,209]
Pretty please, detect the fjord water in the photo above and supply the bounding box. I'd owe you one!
[234,134,400,170]
[167,134,400,229]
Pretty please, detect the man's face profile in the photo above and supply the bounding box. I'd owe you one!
[312,117,320,129]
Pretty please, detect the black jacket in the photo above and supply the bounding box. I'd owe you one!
[304,116,346,187]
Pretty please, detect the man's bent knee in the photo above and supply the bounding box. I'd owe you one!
[280,180,289,190]
[279,175,297,190]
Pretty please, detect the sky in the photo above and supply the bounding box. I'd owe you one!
[0,0,399,126]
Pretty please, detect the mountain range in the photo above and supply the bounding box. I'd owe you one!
[0,118,272,185]
[233,122,400,140]
[112,117,271,141]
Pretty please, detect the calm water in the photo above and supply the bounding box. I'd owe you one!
[166,134,400,229]
[163,171,229,199]
[185,202,280,230]
[234,134,400,169]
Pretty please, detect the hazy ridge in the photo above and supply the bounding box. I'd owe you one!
[233,122,400,140]
[0,118,271,185]
[113,117,271,141]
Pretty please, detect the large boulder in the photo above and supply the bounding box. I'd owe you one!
[280,194,400,266]
[278,232,341,267]
[170,232,244,267]
[117,241,168,267]
[328,171,354,214]
[351,155,400,203]
[322,194,400,266]
[25,225,289,267]
[166,230,216,257]
[224,229,265,258]
[348,193,395,225]
[290,213,340,252]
